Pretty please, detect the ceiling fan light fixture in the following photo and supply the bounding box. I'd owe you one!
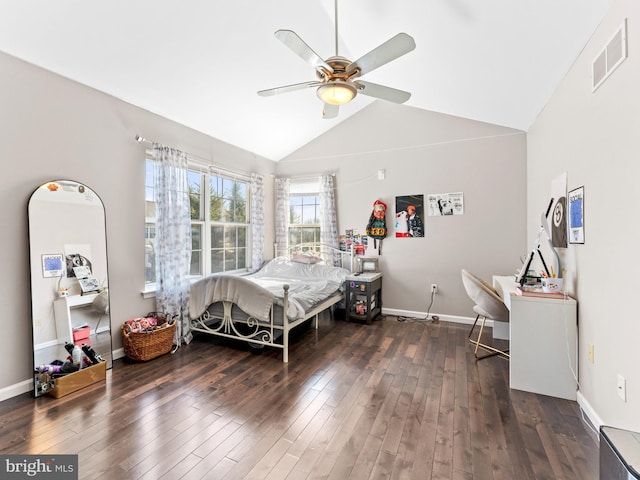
[317,81,356,106]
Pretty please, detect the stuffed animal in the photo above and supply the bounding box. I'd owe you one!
[366,200,387,253]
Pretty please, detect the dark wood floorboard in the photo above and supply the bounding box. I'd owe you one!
[0,316,599,479]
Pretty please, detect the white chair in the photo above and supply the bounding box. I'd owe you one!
[91,289,109,333]
[461,269,510,360]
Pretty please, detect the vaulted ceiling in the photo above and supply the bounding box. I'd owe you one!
[0,1,612,161]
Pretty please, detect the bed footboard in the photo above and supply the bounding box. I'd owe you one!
[190,285,343,362]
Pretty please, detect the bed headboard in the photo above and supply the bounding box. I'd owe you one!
[275,243,354,272]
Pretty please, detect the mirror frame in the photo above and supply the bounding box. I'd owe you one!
[28,180,112,397]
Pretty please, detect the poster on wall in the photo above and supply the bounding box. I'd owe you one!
[427,192,464,216]
[42,253,64,278]
[550,173,568,248]
[64,244,93,278]
[568,186,585,244]
[395,195,424,237]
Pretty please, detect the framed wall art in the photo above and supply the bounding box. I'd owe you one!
[568,186,585,244]
[42,254,64,278]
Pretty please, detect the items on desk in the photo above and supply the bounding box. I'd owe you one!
[541,277,563,293]
[515,284,565,298]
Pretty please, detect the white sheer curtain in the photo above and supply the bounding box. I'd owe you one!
[319,174,340,265]
[250,173,265,272]
[275,177,290,255]
[153,144,193,347]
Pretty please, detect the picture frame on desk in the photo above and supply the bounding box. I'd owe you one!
[359,257,379,273]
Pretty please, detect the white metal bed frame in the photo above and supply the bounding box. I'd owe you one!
[189,243,352,362]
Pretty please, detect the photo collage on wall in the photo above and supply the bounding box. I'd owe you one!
[339,229,367,255]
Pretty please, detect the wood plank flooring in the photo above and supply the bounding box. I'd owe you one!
[0,316,599,479]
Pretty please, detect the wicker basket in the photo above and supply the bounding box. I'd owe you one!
[121,314,176,361]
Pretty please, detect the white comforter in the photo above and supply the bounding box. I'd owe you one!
[189,257,349,321]
[251,257,349,320]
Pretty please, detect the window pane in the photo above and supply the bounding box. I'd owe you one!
[191,225,202,249]
[224,227,236,248]
[191,225,203,276]
[223,198,232,222]
[302,205,317,224]
[224,249,236,271]
[211,250,224,273]
[301,228,317,243]
[211,226,224,248]
[190,251,201,276]
[209,176,223,221]
[237,227,247,246]
[290,205,302,224]
[145,161,156,219]
[145,224,156,284]
[188,170,202,220]
[237,247,246,269]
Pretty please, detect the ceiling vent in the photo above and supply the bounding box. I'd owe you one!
[592,19,628,92]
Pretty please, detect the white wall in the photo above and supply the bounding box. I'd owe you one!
[278,101,528,319]
[0,51,276,398]
[528,0,639,430]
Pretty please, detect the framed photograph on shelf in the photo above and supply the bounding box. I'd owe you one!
[568,186,585,244]
[42,254,64,278]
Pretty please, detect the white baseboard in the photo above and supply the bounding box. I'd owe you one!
[381,308,486,327]
[0,379,33,403]
[577,390,604,433]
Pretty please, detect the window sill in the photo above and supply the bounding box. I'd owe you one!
[141,285,156,299]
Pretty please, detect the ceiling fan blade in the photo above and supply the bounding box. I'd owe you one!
[274,30,334,75]
[322,104,339,119]
[355,80,411,104]
[257,81,321,97]
[346,33,416,77]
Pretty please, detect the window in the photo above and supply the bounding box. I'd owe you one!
[288,180,320,246]
[145,160,250,285]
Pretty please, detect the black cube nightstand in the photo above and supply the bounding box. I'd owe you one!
[345,272,382,324]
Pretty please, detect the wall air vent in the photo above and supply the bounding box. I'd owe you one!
[592,19,628,92]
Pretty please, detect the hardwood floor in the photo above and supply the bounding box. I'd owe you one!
[1,316,599,479]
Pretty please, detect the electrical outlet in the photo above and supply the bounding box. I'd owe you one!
[588,343,594,363]
[35,318,42,327]
[618,374,627,402]
[431,284,438,294]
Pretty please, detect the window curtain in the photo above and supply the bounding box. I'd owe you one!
[153,144,193,347]
[275,177,290,255]
[250,173,265,272]
[319,174,340,265]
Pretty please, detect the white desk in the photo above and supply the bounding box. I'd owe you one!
[493,276,578,400]
[53,294,98,344]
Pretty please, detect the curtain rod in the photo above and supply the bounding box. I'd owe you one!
[135,135,254,178]
[135,135,213,167]
[279,172,336,182]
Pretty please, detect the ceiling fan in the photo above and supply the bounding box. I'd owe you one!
[257,0,416,119]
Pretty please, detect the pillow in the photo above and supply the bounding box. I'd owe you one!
[291,252,323,264]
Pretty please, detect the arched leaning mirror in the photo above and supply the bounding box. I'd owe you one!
[28,180,112,397]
